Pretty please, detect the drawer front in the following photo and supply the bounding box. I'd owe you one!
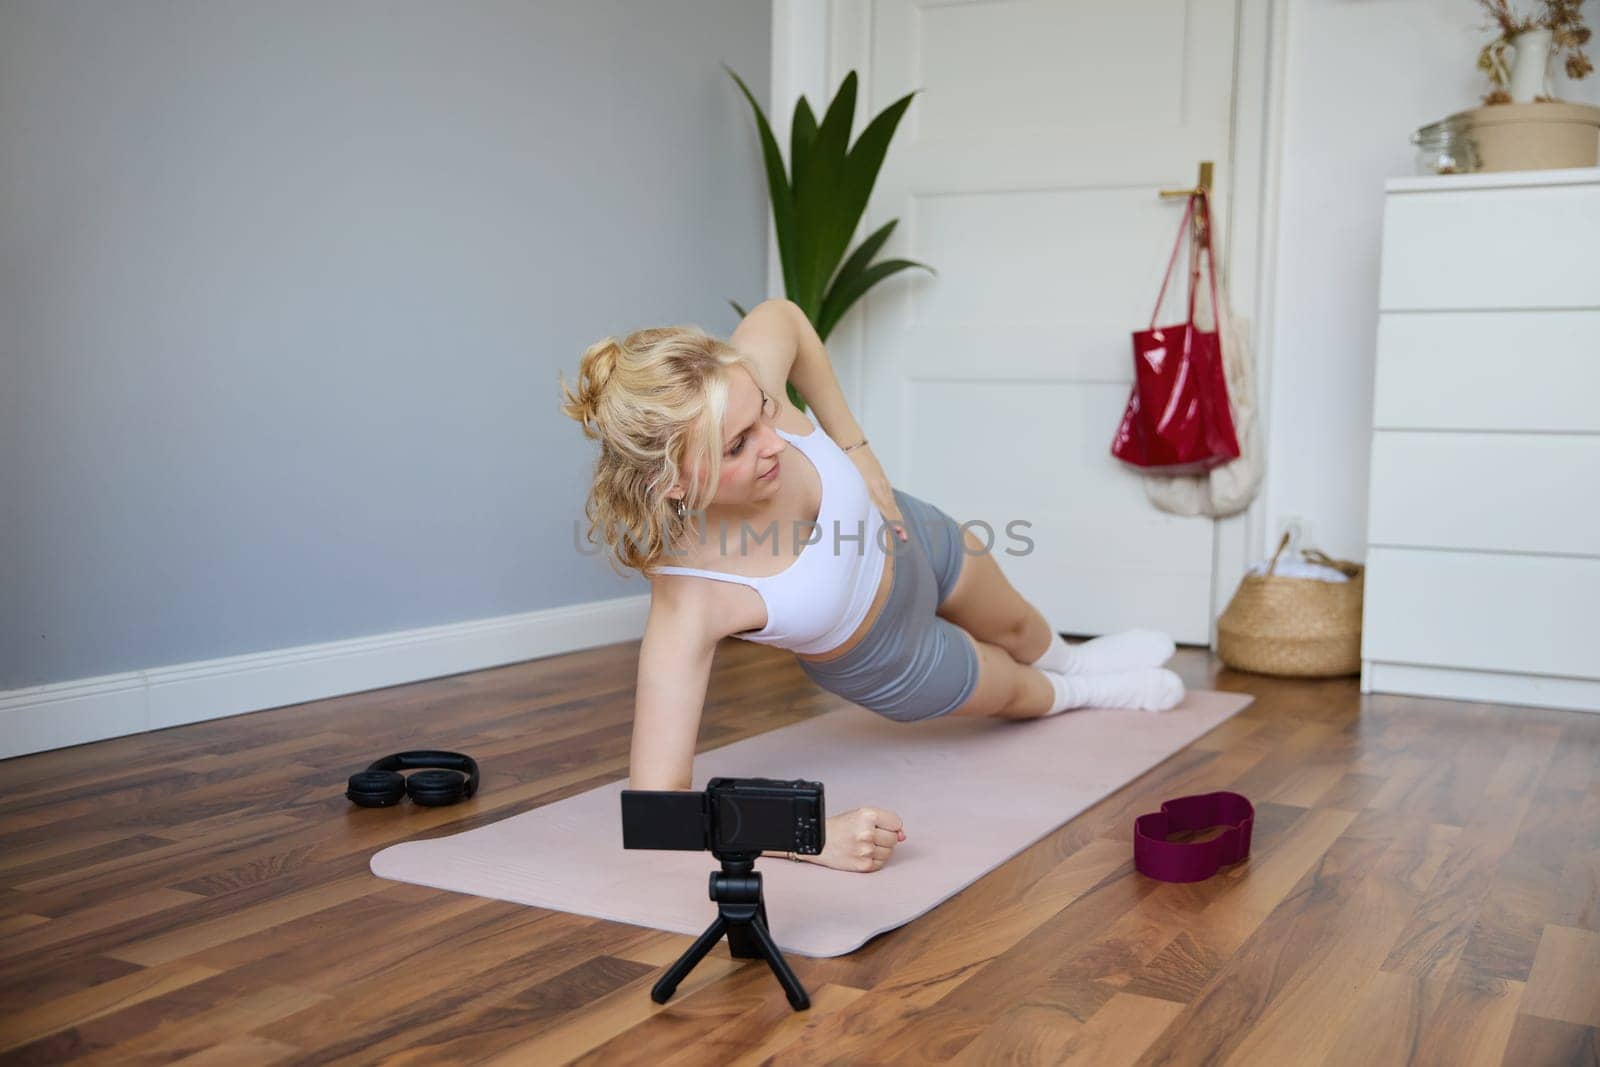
[1361,547,1600,680]
[1374,311,1600,432]
[1379,184,1600,310]
[1367,432,1600,556]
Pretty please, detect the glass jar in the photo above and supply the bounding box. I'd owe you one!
[1411,116,1480,175]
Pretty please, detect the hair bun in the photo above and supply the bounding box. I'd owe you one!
[560,336,621,438]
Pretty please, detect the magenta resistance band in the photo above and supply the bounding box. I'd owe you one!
[1134,791,1254,883]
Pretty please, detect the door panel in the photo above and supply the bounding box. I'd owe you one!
[834,0,1240,642]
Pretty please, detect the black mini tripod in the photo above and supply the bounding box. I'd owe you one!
[650,850,810,1011]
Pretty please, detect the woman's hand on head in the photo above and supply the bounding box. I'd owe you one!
[805,806,907,873]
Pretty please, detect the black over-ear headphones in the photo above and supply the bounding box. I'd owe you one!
[346,750,480,808]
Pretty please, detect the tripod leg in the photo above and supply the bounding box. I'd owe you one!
[651,913,727,1005]
[744,914,811,1011]
[726,897,768,959]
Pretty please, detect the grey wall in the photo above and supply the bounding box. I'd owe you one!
[0,0,772,690]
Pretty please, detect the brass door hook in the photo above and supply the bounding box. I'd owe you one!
[1159,161,1213,246]
[1159,161,1213,200]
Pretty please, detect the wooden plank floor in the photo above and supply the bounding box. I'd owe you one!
[1,639,1597,1065]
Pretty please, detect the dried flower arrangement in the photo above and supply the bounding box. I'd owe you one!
[1477,0,1593,103]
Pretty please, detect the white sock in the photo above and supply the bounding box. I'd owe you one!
[1029,629,1176,675]
[1042,668,1185,714]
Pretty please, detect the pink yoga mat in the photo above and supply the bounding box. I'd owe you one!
[370,690,1253,958]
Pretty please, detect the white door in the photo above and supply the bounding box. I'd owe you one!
[825,0,1241,644]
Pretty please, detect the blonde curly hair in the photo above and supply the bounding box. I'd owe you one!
[559,324,760,577]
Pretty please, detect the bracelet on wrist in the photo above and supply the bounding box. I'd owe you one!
[841,437,869,453]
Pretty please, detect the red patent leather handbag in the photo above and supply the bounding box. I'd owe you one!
[1110,191,1241,474]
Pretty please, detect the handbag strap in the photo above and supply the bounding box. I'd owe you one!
[1188,191,1223,327]
[1150,190,1222,331]
[1149,195,1195,329]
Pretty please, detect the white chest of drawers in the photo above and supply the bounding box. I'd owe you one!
[1361,167,1600,714]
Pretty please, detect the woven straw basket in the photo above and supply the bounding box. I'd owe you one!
[1217,532,1364,677]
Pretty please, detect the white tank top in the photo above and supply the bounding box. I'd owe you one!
[651,423,889,655]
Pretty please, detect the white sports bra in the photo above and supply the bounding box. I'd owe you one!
[651,422,889,655]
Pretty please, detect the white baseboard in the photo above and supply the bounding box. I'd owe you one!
[0,595,652,760]
[1362,660,1600,714]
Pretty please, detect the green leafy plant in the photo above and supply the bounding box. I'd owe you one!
[725,67,935,412]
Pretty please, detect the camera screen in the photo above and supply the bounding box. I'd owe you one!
[714,791,791,849]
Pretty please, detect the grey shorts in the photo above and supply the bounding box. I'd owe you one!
[797,488,980,723]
